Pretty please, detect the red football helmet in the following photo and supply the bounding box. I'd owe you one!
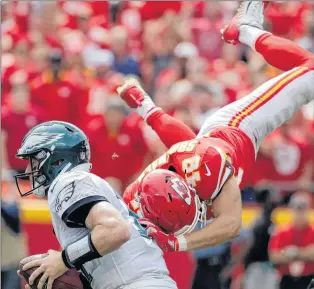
[138,169,206,236]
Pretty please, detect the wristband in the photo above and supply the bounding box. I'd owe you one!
[62,233,101,269]
[136,97,157,119]
[144,107,162,122]
[177,235,187,251]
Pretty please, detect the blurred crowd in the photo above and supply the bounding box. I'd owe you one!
[1,1,314,289]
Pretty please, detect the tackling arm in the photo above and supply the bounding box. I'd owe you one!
[146,110,196,148]
[117,79,196,149]
[184,177,242,250]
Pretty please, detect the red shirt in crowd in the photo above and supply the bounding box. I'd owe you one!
[87,117,149,188]
[253,129,313,188]
[190,17,224,61]
[1,106,46,171]
[136,1,182,22]
[269,224,314,277]
[30,72,82,125]
[2,59,37,106]
[265,2,313,38]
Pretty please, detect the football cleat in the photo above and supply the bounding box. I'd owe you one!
[221,1,269,45]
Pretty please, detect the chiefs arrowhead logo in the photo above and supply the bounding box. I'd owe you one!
[170,177,192,205]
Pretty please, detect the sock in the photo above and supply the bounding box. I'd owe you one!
[255,33,314,71]
[239,25,270,51]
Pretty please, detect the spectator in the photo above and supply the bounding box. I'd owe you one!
[243,188,279,289]
[111,25,140,77]
[2,38,33,106]
[172,105,199,134]
[30,49,82,124]
[269,192,314,289]
[155,41,199,89]
[2,81,46,174]
[79,48,119,130]
[87,97,149,189]
[298,21,314,54]
[254,118,314,202]
[192,222,252,289]
[190,2,226,61]
[1,199,27,289]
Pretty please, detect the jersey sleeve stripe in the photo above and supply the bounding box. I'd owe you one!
[228,66,309,128]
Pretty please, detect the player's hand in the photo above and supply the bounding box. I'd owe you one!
[116,78,146,108]
[116,78,161,120]
[139,218,186,252]
[22,250,68,289]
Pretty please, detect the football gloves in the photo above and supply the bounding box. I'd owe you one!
[139,218,187,252]
[117,79,161,122]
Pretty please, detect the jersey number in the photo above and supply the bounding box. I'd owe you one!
[182,155,201,187]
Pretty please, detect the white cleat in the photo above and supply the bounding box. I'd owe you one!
[221,1,269,45]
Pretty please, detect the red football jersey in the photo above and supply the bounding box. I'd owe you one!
[123,125,256,215]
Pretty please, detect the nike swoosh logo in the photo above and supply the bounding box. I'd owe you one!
[204,163,211,176]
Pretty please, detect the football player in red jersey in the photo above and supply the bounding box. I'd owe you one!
[117,1,314,252]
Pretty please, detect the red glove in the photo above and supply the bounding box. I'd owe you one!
[117,79,161,120]
[139,218,187,252]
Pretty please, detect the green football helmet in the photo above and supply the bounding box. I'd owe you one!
[15,121,91,197]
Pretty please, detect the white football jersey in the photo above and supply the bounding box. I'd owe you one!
[48,164,174,289]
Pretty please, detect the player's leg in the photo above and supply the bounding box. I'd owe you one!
[198,66,314,151]
[245,31,314,71]
[222,1,314,71]
[198,1,314,150]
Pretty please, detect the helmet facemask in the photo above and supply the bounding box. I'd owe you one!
[15,150,51,198]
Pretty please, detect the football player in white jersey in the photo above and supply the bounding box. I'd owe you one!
[15,121,177,289]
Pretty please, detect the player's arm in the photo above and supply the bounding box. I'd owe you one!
[56,179,131,268]
[140,177,242,252]
[22,176,131,289]
[84,201,131,256]
[184,177,242,250]
[117,79,196,148]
